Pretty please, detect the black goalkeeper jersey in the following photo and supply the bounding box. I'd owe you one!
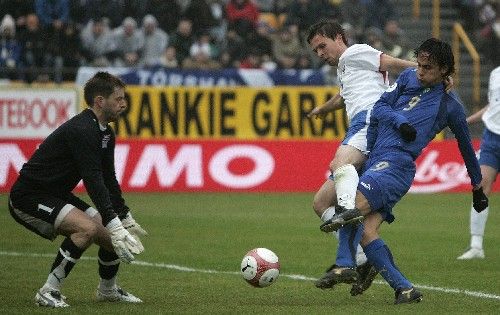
[17,108,127,225]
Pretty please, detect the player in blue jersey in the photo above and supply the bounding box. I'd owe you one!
[316,38,488,304]
[457,66,500,260]
[307,20,420,287]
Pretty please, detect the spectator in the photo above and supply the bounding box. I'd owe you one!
[189,32,218,61]
[253,0,275,13]
[382,20,412,60]
[205,0,227,43]
[285,0,340,40]
[160,46,178,68]
[239,49,262,69]
[0,15,22,80]
[68,0,87,27]
[274,0,293,15]
[364,0,396,30]
[122,0,148,25]
[182,48,221,70]
[261,54,278,71]
[340,0,366,42]
[278,53,298,69]
[477,2,498,64]
[145,0,181,34]
[169,18,195,66]
[0,0,34,30]
[272,26,304,69]
[35,0,70,76]
[296,53,312,69]
[246,22,274,61]
[342,22,359,46]
[113,17,144,67]
[57,22,83,81]
[364,26,385,52]
[80,18,117,66]
[218,51,233,68]
[184,0,217,36]
[18,13,50,82]
[138,14,168,67]
[35,0,69,31]
[453,0,482,31]
[84,0,124,28]
[218,27,246,68]
[225,0,259,39]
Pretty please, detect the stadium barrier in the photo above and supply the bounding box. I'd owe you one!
[2,86,496,193]
[1,139,498,193]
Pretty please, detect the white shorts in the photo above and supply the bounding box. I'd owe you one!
[341,109,372,155]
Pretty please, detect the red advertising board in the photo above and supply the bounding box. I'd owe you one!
[0,139,498,193]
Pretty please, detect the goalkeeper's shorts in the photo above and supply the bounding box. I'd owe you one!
[8,180,94,240]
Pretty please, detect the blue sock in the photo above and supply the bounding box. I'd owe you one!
[363,238,412,290]
[335,223,363,267]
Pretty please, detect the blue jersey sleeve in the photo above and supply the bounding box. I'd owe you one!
[445,95,482,187]
[372,69,412,128]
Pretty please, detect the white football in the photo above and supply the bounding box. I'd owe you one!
[240,248,280,288]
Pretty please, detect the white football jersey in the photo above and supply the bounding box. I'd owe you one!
[337,44,389,120]
[483,66,500,135]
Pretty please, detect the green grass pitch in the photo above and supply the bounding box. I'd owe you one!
[1,192,499,314]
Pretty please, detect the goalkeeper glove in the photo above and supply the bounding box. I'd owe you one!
[399,123,417,142]
[106,217,143,263]
[472,187,488,213]
[122,212,148,237]
[122,212,147,252]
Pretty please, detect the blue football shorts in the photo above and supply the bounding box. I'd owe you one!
[357,151,415,223]
[478,128,500,171]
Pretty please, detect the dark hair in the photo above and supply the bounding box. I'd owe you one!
[414,38,455,77]
[306,20,347,45]
[83,72,125,107]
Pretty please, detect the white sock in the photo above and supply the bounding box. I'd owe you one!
[470,205,488,249]
[355,244,367,265]
[320,206,336,222]
[333,164,358,209]
[320,207,340,241]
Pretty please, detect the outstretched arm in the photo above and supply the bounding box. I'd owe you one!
[447,102,488,212]
[379,54,417,74]
[307,94,345,119]
[466,105,488,124]
[447,103,482,188]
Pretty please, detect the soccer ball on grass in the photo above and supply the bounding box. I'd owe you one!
[240,248,280,287]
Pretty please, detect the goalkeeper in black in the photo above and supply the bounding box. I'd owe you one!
[8,72,147,308]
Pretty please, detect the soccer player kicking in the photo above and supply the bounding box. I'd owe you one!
[8,72,147,308]
[457,66,499,260]
[317,38,488,304]
[306,20,420,282]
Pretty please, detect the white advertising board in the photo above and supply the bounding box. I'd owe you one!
[0,89,78,139]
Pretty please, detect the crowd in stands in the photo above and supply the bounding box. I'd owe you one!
[0,0,497,83]
[453,0,498,65]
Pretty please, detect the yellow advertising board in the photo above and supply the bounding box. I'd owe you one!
[109,86,348,140]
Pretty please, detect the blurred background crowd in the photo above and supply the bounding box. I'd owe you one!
[0,0,498,83]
